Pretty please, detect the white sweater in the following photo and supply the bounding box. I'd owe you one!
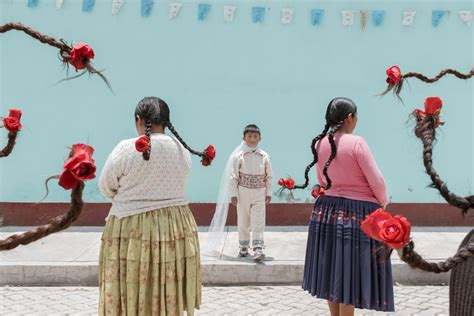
[99,133,191,219]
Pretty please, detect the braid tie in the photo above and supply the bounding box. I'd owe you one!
[400,238,474,273]
[322,121,343,190]
[0,132,18,158]
[416,119,473,214]
[166,122,204,157]
[0,182,85,251]
[294,125,329,190]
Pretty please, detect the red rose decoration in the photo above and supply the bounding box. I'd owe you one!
[135,135,150,153]
[201,145,216,166]
[361,208,411,250]
[284,178,295,190]
[386,66,402,85]
[278,178,285,186]
[415,97,443,127]
[311,186,325,199]
[68,43,95,71]
[3,109,22,133]
[59,144,96,190]
[424,97,442,115]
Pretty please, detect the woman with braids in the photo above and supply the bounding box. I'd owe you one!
[98,97,215,316]
[290,97,394,315]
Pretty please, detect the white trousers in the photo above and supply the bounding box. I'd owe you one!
[237,186,266,248]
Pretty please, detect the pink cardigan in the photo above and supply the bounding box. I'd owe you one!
[315,133,389,206]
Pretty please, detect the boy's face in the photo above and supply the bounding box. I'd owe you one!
[243,132,261,148]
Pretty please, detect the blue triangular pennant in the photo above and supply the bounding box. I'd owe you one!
[252,7,266,23]
[372,10,386,27]
[82,0,96,12]
[432,10,447,27]
[310,9,324,26]
[141,0,154,17]
[27,0,39,8]
[198,4,211,21]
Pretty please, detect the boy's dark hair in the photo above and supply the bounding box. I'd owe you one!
[243,124,261,136]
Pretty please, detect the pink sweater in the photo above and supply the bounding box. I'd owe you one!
[315,133,388,206]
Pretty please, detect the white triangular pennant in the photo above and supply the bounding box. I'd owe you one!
[112,0,125,15]
[459,10,472,26]
[56,0,64,9]
[169,3,183,19]
[224,5,236,22]
[281,8,294,25]
[402,11,416,26]
[342,10,354,26]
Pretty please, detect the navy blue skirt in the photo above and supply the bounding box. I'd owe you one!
[302,196,395,312]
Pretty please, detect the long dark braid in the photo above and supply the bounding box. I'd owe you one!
[0,182,85,251]
[322,121,344,190]
[0,22,111,89]
[294,125,329,189]
[143,122,152,161]
[400,230,474,273]
[415,117,474,214]
[293,97,357,191]
[382,68,474,99]
[0,132,17,158]
[135,97,205,160]
[167,122,204,158]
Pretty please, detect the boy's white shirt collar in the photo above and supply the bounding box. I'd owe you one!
[241,143,261,154]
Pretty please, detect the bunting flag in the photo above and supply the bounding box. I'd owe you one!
[198,4,211,21]
[112,0,125,15]
[281,8,294,25]
[224,6,236,22]
[27,0,39,8]
[360,10,367,31]
[402,11,416,26]
[82,0,95,13]
[372,10,386,27]
[252,7,266,23]
[56,0,64,9]
[169,3,183,19]
[432,10,448,27]
[341,10,354,26]
[459,10,472,26]
[141,0,154,17]
[310,9,324,26]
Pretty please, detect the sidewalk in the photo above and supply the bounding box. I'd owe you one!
[0,226,471,286]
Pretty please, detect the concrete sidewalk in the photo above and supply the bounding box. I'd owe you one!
[0,226,471,286]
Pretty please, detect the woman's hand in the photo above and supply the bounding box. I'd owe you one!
[231,197,238,206]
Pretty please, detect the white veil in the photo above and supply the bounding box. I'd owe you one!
[200,142,245,257]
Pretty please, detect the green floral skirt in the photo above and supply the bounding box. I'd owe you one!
[98,205,201,315]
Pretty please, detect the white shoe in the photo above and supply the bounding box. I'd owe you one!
[254,247,265,261]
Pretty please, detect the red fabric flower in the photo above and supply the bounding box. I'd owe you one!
[386,66,402,85]
[361,208,411,250]
[59,144,96,190]
[3,109,22,133]
[278,178,295,190]
[68,43,95,71]
[415,97,443,127]
[424,97,443,115]
[311,186,325,199]
[135,135,150,153]
[201,145,216,166]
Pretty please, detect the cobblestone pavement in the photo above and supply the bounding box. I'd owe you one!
[0,286,449,315]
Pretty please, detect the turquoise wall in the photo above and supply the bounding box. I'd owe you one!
[1,0,473,204]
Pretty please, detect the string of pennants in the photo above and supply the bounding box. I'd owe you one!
[26,1,473,27]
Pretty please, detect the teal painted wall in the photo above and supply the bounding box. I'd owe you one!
[1,0,473,204]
